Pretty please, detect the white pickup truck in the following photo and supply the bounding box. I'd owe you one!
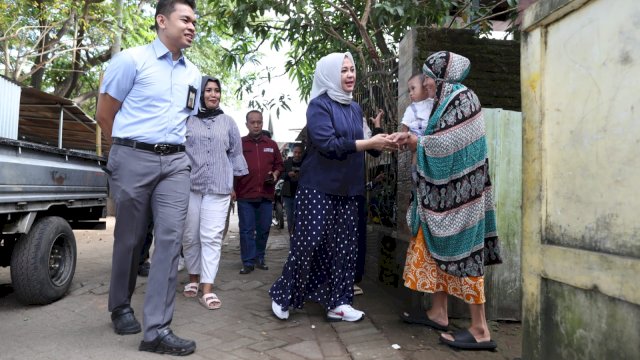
[0,78,108,305]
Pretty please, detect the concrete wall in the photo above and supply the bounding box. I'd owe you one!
[413,28,521,112]
[521,0,640,358]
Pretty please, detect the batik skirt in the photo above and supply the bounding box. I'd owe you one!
[403,227,486,304]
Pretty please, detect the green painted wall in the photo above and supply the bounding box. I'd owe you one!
[484,109,523,320]
[540,280,640,359]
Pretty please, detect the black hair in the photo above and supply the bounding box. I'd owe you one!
[152,0,196,31]
[246,110,263,123]
[292,143,305,150]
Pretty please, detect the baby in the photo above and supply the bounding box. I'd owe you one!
[401,73,435,183]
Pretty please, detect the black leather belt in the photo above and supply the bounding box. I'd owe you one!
[112,137,185,155]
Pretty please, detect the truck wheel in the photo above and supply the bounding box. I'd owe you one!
[10,216,77,305]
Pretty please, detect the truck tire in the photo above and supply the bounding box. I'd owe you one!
[10,216,77,305]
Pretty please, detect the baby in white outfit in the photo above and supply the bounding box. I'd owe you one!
[401,73,435,183]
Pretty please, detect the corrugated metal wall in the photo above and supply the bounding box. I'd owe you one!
[0,77,21,140]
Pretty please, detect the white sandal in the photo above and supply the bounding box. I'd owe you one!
[199,293,222,310]
[183,282,199,298]
[353,284,364,296]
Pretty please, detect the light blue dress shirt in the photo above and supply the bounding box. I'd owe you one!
[100,38,201,145]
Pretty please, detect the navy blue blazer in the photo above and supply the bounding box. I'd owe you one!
[299,93,365,197]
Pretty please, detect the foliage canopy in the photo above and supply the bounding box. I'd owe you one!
[0,0,517,122]
[200,0,517,122]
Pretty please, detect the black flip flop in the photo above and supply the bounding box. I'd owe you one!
[400,311,448,331]
[439,328,497,350]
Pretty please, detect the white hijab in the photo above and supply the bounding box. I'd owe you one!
[309,52,354,104]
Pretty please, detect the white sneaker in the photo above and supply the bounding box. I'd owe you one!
[177,256,185,272]
[327,304,365,322]
[272,300,289,320]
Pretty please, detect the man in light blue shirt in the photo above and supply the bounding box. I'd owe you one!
[96,0,200,356]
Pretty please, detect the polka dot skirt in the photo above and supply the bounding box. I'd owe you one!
[269,187,358,311]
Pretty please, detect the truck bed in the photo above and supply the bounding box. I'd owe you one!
[0,137,108,214]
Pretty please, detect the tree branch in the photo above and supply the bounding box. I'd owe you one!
[322,26,359,53]
[85,49,112,67]
[336,0,381,65]
[374,27,392,58]
[17,46,94,83]
[360,0,373,27]
[72,90,99,105]
[324,0,349,16]
[464,7,516,28]
[447,1,472,28]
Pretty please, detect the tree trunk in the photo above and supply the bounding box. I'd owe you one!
[30,1,49,90]
[59,1,90,98]
[112,0,124,55]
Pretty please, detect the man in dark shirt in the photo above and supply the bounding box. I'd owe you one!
[234,110,284,274]
[281,143,304,237]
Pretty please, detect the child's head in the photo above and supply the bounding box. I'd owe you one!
[408,73,435,102]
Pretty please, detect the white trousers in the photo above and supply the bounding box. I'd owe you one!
[182,192,230,284]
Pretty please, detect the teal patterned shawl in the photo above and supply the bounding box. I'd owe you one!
[408,51,502,277]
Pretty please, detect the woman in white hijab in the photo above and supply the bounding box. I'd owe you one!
[269,52,394,322]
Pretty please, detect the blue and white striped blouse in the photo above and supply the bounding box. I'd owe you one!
[185,114,248,195]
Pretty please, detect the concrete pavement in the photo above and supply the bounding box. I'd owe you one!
[0,213,521,359]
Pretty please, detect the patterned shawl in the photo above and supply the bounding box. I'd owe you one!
[407,51,502,278]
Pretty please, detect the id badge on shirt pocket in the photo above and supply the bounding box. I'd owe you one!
[186,85,197,110]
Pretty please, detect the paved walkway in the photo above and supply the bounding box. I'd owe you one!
[0,214,521,359]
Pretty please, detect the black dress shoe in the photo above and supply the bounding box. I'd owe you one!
[137,261,150,277]
[139,328,196,356]
[255,260,269,270]
[239,265,254,274]
[111,306,141,335]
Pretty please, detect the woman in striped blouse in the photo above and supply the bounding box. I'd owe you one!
[182,76,248,310]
